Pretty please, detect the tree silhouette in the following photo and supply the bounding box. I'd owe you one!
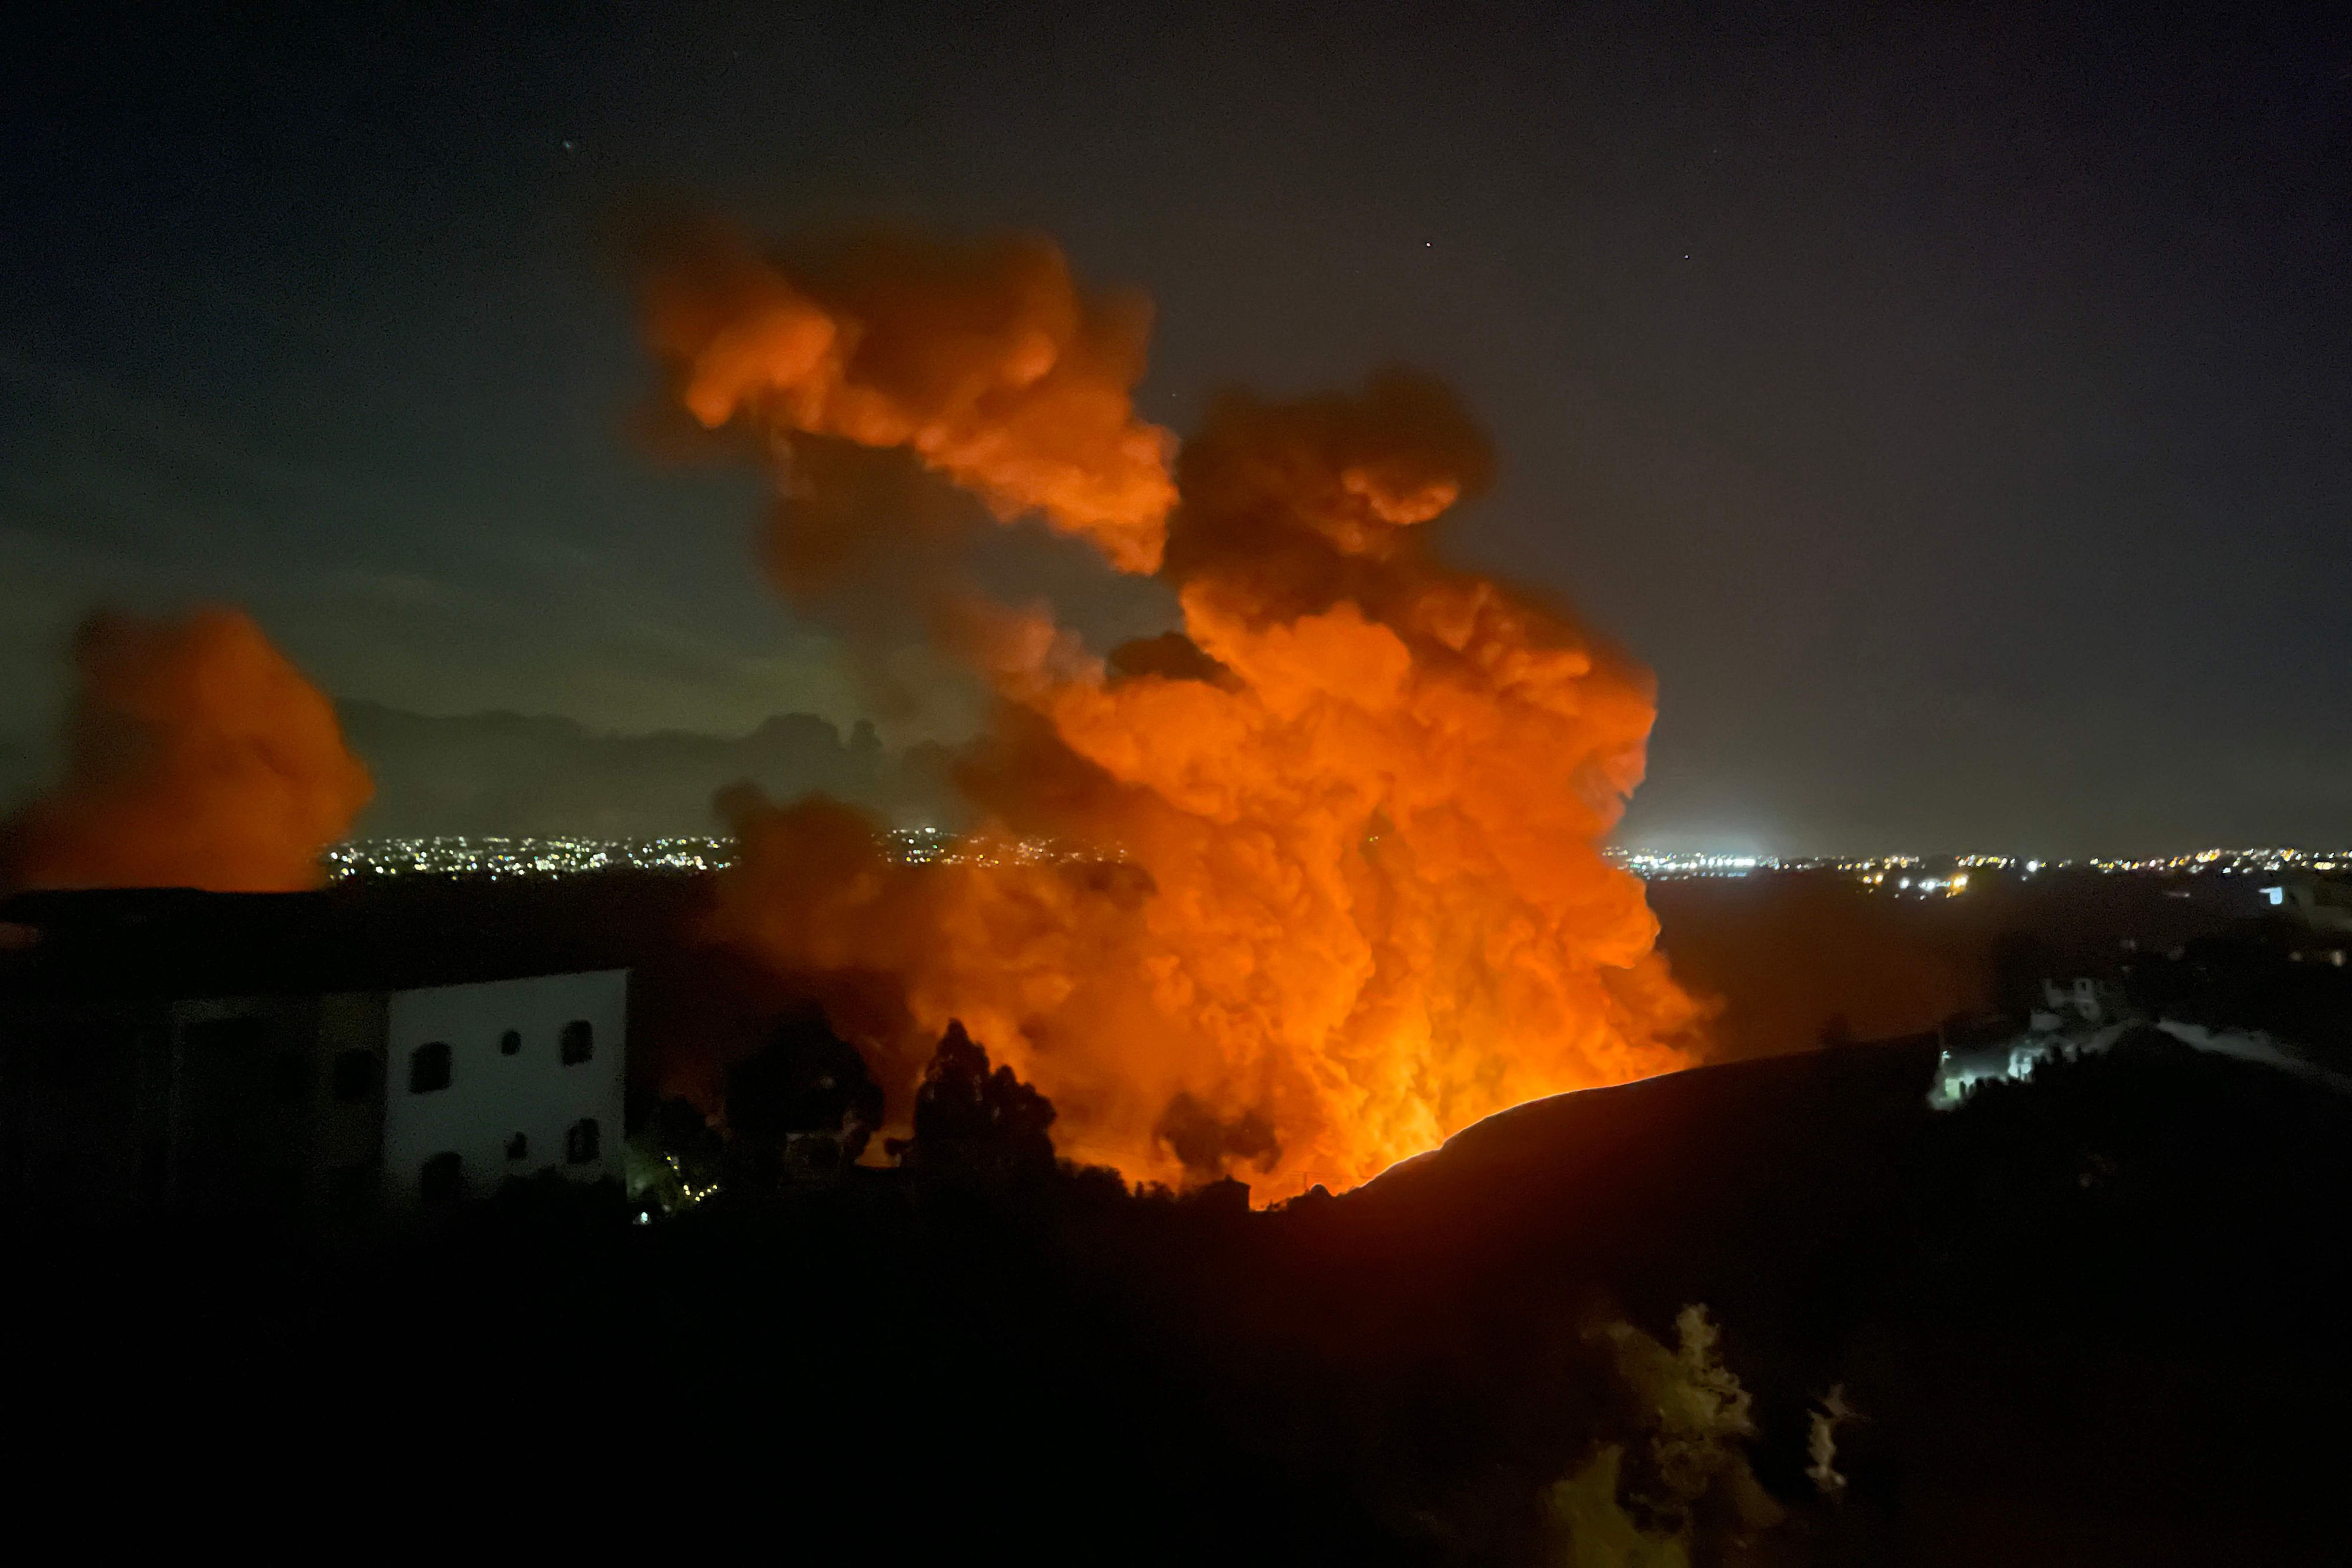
[628,1095,726,1212]
[1991,929,2052,1020]
[724,1004,884,1181]
[895,1020,1057,1179]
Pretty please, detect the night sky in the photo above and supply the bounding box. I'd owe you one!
[4,1,2348,857]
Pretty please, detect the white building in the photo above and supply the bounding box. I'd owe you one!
[379,971,626,1205]
[0,888,627,1223]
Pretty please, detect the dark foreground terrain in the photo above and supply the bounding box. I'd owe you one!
[11,1028,2344,1565]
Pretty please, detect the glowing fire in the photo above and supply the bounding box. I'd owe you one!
[653,228,1704,1200]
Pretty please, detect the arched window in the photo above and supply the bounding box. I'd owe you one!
[499,1029,522,1057]
[505,1131,529,1161]
[408,1041,452,1094]
[565,1118,601,1165]
[560,1020,594,1065]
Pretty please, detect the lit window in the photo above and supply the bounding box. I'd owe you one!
[499,1029,522,1057]
[565,1118,600,1165]
[409,1041,452,1094]
[560,1021,593,1066]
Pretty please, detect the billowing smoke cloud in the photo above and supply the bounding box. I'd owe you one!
[644,225,1177,579]
[664,227,1704,1200]
[1,609,372,892]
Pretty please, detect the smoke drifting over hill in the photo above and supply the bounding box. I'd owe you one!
[653,225,1704,1199]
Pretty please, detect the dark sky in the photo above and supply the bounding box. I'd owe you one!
[4,0,2348,856]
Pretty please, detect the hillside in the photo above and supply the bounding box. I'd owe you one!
[1258,1037,2351,1562]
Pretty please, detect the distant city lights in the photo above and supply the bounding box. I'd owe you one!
[326,835,2352,889]
[326,825,1079,880]
[325,835,736,879]
[1603,846,2352,894]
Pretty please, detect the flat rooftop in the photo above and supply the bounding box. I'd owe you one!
[0,881,677,1000]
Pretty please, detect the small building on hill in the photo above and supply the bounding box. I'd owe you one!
[0,887,626,1224]
[2257,871,2352,938]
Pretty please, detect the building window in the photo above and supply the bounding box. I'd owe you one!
[499,1028,522,1057]
[409,1041,452,1094]
[565,1118,600,1165]
[560,1021,593,1065]
[263,1052,309,1106]
[332,1049,382,1102]
[420,1151,464,1206]
[506,1132,529,1161]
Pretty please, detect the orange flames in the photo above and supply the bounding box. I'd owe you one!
[657,229,1704,1200]
[1,609,372,893]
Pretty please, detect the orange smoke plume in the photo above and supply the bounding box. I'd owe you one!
[671,230,1703,1201]
[1,609,372,893]
[644,226,1177,576]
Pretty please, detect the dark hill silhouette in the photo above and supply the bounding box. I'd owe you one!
[335,698,960,838]
[1251,1038,2352,1562]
